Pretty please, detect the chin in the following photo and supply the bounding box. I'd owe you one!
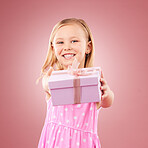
[61,60,74,66]
[63,63,73,68]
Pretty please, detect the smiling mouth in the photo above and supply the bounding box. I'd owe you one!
[62,53,76,59]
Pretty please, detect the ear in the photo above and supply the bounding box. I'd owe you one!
[51,44,55,53]
[85,41,92,54]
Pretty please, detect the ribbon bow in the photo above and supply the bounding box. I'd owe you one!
[68,58,98,76]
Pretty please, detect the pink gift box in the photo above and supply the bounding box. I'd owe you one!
[48,67,101,106]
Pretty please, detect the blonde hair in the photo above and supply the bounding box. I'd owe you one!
[36,18,95,84]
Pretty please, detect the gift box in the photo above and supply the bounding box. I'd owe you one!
[48,67,101,106]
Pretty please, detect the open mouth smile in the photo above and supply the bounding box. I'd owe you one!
[62,53,76,59]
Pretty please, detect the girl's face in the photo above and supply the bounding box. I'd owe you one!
[52,24,91,69]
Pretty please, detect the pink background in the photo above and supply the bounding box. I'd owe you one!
[0,0,148,148]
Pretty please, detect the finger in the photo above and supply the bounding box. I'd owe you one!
[100,78,107,85]
[101,70,104,78]
[100,85,108,91]
[47,67,54,76]
[101,93,108,100]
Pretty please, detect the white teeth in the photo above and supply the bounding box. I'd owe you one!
[63,54,75,58]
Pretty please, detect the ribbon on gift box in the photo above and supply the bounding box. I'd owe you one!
[73,77,81,104]
[67,58,81,104]
[67,58,100,104]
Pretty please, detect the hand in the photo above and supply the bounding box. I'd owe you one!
[100,71,114,108]
[42,67,54,98]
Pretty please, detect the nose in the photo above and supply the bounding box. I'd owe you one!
[64,48,71,51]
[63,43,72,51]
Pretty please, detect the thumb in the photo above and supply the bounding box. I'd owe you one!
[101,70,104,78]
[47,67,54,76]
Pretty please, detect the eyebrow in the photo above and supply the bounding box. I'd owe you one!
[55,36,79,40]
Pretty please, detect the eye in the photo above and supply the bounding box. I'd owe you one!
[71,40,78,43]
[57,41,64,44]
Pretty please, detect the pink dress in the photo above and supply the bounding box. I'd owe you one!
[38,98,101,148]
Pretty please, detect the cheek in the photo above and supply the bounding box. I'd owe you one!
[54,46,63,56]
[74,43,85,51]
[76,50,86,62]
[78,44,87,55]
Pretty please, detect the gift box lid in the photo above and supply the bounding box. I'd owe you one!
[48,67,101,90]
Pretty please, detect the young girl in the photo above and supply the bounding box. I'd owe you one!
[37,18,114,148]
